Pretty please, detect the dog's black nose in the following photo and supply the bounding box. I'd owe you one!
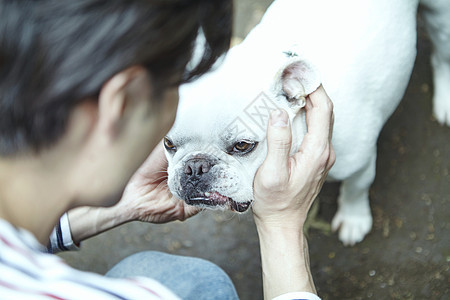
[184,158,212,178]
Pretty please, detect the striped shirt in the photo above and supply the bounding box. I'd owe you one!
[0,218,180,300]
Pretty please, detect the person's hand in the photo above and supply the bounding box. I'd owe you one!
[252,85,335,299]
[114,141,200,224]
[252,85,335,231]
[68,142,199,244]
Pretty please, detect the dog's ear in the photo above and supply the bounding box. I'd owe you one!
[278,59,321,113]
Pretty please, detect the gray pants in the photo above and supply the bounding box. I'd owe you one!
[106,251,239,300]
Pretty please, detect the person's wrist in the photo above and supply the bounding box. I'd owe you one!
[254,211,307,234]
[255,217,305,241]
[257,224,307,264]
[109,201,137,225]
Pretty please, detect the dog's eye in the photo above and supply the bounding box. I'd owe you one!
[163,137,177,152]
[231,140,257,155]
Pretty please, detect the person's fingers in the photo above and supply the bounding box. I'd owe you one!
[182,202,201,220]
[300,85,334,154]
[259,109,293,187]
[307,85,333,140]
[327,144,337,170]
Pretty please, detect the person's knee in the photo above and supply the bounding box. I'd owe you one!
[106,251,238,299]
[108,251,227,278]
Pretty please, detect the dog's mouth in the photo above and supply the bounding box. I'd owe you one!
[186,191,251,213]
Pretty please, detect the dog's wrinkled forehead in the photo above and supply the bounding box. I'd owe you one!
[172,85,274,146]
[170,99,274,156]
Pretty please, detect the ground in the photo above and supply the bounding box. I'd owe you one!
[60,1,450,299]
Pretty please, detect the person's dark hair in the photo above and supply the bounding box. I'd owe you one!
[0,0,232,155]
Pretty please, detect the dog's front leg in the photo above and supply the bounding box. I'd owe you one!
[331,151,376,246]
[421,0,450,126]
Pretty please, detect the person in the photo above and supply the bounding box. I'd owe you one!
[0,0,335,299]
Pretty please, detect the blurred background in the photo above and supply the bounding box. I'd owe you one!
[60,1,449,299]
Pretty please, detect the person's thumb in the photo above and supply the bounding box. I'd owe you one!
[261,109,292,184]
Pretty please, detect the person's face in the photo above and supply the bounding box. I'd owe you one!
[121,86,179,175]
[69,69,179,208]
[102,86,179,207]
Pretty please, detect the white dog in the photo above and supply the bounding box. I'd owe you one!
[164,0,450,245]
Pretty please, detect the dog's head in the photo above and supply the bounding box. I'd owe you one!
[165,49,320,212]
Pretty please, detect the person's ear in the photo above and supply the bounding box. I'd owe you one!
[97,66,151,137]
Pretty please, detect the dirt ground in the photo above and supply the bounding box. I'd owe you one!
[60,1,450,299]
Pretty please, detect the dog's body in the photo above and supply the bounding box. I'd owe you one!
[165,0,450,245]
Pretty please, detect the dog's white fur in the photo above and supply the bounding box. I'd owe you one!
[165,0,450,245]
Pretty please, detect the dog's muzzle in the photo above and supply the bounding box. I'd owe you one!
[180,157,251,213]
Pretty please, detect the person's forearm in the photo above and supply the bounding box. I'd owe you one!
[67,205,129,245]
[257,224,316,300]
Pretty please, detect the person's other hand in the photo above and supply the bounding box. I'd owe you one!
[252,85,335,231]
[67,142,199,245]
[114,142,200,224]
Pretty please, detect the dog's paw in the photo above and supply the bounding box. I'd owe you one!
[431,53,450,126]
[432,92,450,126]
[331,210,373,246]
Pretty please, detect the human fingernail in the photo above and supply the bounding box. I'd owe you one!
[270,109,288,127]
